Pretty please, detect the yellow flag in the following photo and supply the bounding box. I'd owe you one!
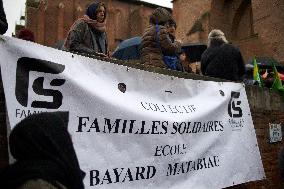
[253,58,262,87]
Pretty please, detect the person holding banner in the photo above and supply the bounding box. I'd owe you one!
[64,1,108,57]
[0,0,8,34]
[0,112,85,189]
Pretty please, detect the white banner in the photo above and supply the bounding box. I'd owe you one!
[0,36,265,189]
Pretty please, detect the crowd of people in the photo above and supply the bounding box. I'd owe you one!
[0,0,246,82]
[63,2,245,82]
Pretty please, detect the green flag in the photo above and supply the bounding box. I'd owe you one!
[271,62,284,100]
[253,58,262,87]
[271,63,282,88]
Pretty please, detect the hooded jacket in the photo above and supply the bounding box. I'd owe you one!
[140,8,181,69]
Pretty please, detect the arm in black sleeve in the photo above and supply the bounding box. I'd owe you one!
[200,51,209,75]
[0,0,8,35]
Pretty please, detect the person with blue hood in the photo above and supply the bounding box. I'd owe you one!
[64,1,108,57]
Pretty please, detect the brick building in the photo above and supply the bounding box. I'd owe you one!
[22,0,284,64]
[172,0,284,64]
[25,0,169,51]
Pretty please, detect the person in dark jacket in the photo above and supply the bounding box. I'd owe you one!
[201,29,245,81]
[0,0,8,34]
[140,8,181,69]
[0,112,85,189]
[64,1,108,57]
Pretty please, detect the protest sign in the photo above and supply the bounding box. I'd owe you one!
[0,36,265,189]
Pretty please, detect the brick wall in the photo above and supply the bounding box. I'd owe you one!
[251,0,284,64]
[0,62,284,188]
[173,0,284,65]
[172,0,211,43]
[210,0,269,63]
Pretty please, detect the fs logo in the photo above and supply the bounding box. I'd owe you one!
[15,57,65,109]
[228,91,243,118]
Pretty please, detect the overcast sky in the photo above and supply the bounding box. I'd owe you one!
[2,0,172,36]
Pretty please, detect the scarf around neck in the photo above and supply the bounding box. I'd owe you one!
[64,15,107,50]
[80,15,106,33]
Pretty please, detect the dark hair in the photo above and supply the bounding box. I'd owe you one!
[149,7,172,25]
[17,28,35,42]
[168,19,177,29]
[86,1,106,21]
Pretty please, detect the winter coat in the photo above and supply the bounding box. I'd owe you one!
[17,179,67,189]
[140,25,181,69]
[201,43,245,81]
[0,0,8,34]
[64,20,108,56]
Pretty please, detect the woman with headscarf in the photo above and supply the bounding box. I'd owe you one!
[64,1,108,57]
[0,112,85,189]
[140,8,181,69]
[0,0,8,34]
[201,29,245,81]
